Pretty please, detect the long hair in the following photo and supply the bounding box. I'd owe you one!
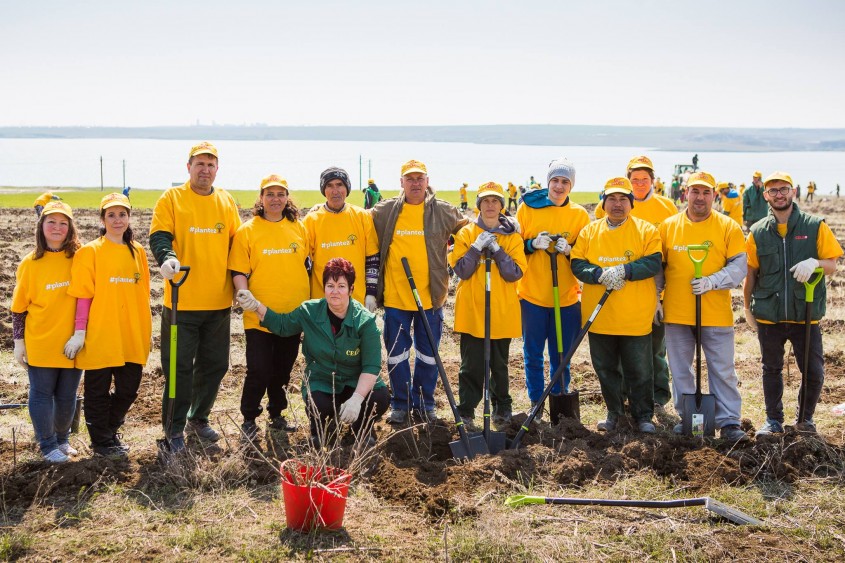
[99,208,136,259]
[34,213,81,260]
[253,193,299,222]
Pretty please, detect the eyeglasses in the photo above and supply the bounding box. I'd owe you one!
[766,186,792,196]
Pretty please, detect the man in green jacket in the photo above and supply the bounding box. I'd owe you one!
[742,170,768,229]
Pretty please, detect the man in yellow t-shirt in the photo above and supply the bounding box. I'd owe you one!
[149,141,242,450]
[459,182,468,212]
[33,191,60,217]
[371,159,467,424]
[718,182,743,225]
[303,167,380,311]
[659,171,749,443]
[507,181,518,212]
[571,177,662,434]
[744,171,843,436]
[596,155,677,408]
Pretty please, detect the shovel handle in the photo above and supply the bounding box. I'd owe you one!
[686,244,709,278]
[804,267,824,302]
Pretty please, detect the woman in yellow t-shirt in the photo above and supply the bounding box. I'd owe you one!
[229,174,311,440]
[65,193,151,458]
[11,201,82,463]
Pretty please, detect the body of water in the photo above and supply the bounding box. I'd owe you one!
[0,138,843,194]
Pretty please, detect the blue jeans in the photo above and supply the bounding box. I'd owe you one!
[520,299,581,402]
[383,306,443,412]
[27,366,82,455]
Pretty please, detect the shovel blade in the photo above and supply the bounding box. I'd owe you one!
[449,434,489,460]
[549,391,580,425]
[704,498,764,526]
[471,430,508,455]
[681,393,716,437]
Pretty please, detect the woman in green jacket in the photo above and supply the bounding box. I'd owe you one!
[236,257,388,447]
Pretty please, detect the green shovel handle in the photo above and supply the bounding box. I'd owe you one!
[804,267,824,302]
[686,244,709,278]
[504,494,546,508]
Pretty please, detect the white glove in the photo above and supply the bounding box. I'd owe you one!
[789,257,820,283]
[472,230,496,251]
[338,392,365,424]
[598,265,626,290]
[160,258,180,280]
[532,231,552,251]
[744,308,758,332]
[554,237,571,256]
[690,276,715,295]
[63,330,86,359]
[13,339,27,368]
[365,295,378,313]
[236,289,261,312]
[653,301,664,325]
[489,239,501,253]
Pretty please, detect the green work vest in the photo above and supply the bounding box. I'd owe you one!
[749,204,826,323]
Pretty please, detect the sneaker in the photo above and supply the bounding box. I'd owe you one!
[168,434,186,453]
[597,419,616,432]
[673,423,684,435]
[423,409,439,423]
[720,425,750,443]
[44,448,69,463]
[92,443,129,459]
[111,433,130,453]
[269,416,296,432]
[58,443,78,456]
[241,420,259,441]
[795,419,817,433]
[387,409,409,425]
[638,421,656,434]
[188,419,220,442]
[755,419,784,436]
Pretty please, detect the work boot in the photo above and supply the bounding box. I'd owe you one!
[795,418,817,433]
[188,419,220,442]
[460,416,476,432]
[492,411,512,429]
[241,420,259,441]
[419,409,439,423]
[638,421,656,434]
[720,425,750,443]
[597,418,616,432]
[386,409,408,425]
[673,423,684,435]
[92,441,129,459]
[755,419,784,437]
[530,401,545,421]
[168,434,186,453]
[111,433,130,453]
[269,416,296,432]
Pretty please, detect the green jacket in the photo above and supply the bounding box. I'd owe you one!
[742,184,768,225]
[260,298,385,395]
[749,204,826,323]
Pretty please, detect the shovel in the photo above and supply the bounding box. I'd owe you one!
[504,494,762,526]
[157,266,190,452]
[401,257,489,460]
[511,289,613,449]
[681,245,716,437]
[469,249,507,454]
[546,236,579,424]
[798,267,825,425]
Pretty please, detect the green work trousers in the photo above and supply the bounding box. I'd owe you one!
[651,321,672,406]
[589,332,654,423]
[457,334,512,418]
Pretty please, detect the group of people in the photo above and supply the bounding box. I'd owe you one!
[12,141,842,463]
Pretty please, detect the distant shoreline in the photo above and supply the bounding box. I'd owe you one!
[2,124,844,152]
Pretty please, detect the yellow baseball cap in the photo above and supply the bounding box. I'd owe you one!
[99,192,131,211]
[188,141,219,159]
[753,170,762,178]
[401,159,427,176]
[259,174,289,193]
[626,155,654,172]
[688,172,716,190]
[477,181,505,200]
[603,176,633,197]
[764,171,793,187]
[367,178,375,185]
[717,182,730,191]
[41,200,73,219]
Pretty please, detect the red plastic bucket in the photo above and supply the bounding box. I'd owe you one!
[280,460,352,532]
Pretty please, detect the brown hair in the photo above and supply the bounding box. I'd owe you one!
[323,257,355,287]
[34,213,81,260]
[253,191,300,222]
[99,206,137,259]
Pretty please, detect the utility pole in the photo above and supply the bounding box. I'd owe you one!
[122,160,126,190]
[100,156,104,191]
[368,159,372,180]
[359,154,363,191]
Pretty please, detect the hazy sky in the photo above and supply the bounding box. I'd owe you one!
[2,0,843,128]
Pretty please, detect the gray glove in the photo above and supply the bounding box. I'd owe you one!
[532,231,552,251]
[554,237,571,256]
[472,230,496,251]
[236,289,261,312]
[63,330,86,359]
[365,295,378,313]
[160,258,180,280]
[338,392,364,424]
[13,339,28,368]
[690,276,715,295]
[598,265,626,290]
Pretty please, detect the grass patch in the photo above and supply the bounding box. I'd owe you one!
[0,531,33,560]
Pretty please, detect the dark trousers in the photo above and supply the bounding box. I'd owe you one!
[307,386,390,439]
[84,363,143,446]
[160,307,231,436]
[240,329,300,421]
[651,321,672,405]
[589,333,654,422]
[508,198,517,212]
[757,322,825,423]
[457,334,512,417]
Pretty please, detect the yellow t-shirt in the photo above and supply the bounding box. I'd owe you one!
[459,187,467,203]
[448,224,527,339]
[11,251,76,368]
[149,182,241,311]
[660,211,746,326]
[746,220,843,325]
[721,195,743,225]
[516,201,590,308]
[571,217,662,336]
[595,193,678,228]
[508,184,517,198]
[67,238,152,370]
[302,204,379,304]
[228,216,311,331]
[383,203,430,310]
[34,192,54,207]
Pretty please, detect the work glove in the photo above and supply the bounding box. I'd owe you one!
[338,392,365,424]
[63,330,86,359]
[471,230,496,251]
[489,238,501,254]
[236,289,261,312]
[744,308,758,332]
[690,276,715,295]
[160,258,180,280]
[532,231,552,251]
[789,257,820,283]
[598,265,626,290]
[653,301,664,325]
[365,295,378,313]
[554,237,571,256]
[13,339,28,368]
